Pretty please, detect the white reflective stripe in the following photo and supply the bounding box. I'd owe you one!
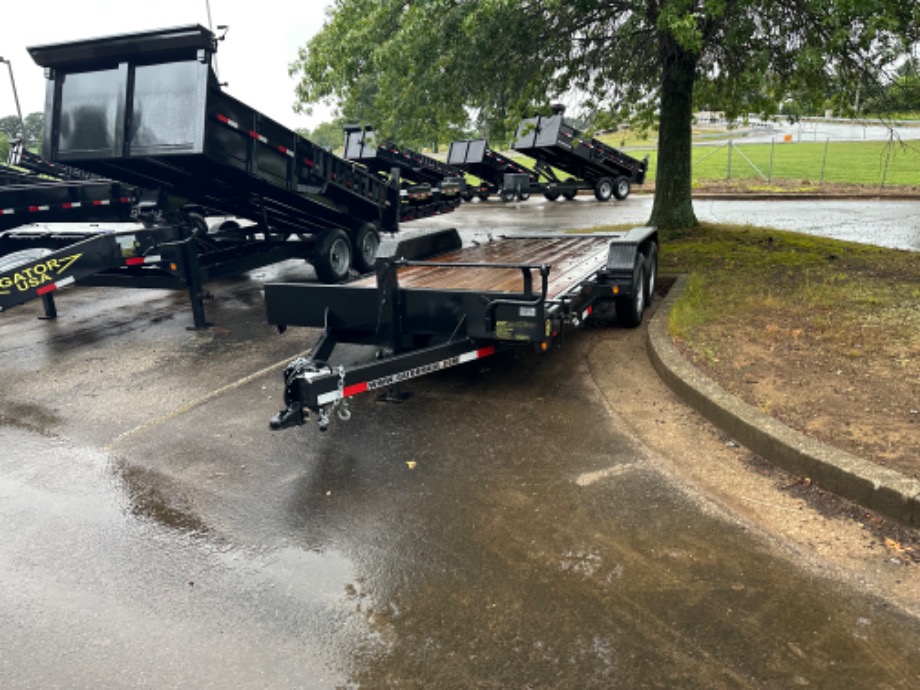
[0,209,14,215]
[458,350,481,364]
[32,205,50,212]
[57,276,76,288]
[317,390,341,406]
[226,118,240,129]
[96,200,111,206]
[68,202,82,208]
[144,255,162,263]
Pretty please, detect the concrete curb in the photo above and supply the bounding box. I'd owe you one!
[647,275,920,527]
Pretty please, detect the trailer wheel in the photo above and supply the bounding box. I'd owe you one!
[312,228,353,284]
[352,222,381,274]
[518,191,531,201]
[477,191,491,201]
[615,255,646,328]
[543,189,561,201]
[462,190,475,202]
[613,176,631,200]
[500,189,517,203]
[643,242,658,305]
[562,187,578,200]
[593,177,614,202]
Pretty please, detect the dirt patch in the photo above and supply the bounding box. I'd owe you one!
[660,227,920,480]
[672,299,920,480]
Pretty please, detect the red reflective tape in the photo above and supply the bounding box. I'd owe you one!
[249,130,260,139]
[28,205,48,213]
[37,283,57,296]
[304,158,314,167]
[478,346,496,358]
[217,113,230,124]
[585,306,593,317]
[343,382,368,397]
[120,197,131,204]
[125,257,145,266]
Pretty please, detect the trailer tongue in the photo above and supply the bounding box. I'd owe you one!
[265,226,658,432]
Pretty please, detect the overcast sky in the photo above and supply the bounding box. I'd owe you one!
[0,0,336,132]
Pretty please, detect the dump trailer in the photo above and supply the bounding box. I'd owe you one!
[511,105,649,202]
[1,25,452,327]
[446,138,542,202]
[265,225,658,432]
[342,126,463,203]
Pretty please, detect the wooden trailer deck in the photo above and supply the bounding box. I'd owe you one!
[355,235,611,299]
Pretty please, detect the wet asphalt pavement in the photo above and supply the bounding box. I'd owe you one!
[2,196,920,687]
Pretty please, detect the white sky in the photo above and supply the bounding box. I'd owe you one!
[0,0,336,133]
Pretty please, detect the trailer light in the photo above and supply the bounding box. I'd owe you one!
[541,341,549,351]
[170,262,178,271]
[612,286,620,295]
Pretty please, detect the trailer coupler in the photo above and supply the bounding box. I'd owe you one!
[269,358,352,432]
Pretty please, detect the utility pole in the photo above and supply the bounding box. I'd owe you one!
[0,56,28,148]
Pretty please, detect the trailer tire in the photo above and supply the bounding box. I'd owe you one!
[500,189,517,203]
[615,255,646,328]
[642,242,658,305]
[593,177,614,202]
[613,176,631,200]
[518,191,531,201]
[478,191,491,201]
[562,187,578,200]
[312,228,353,284]
[352,222,381,274]
[543,189,561,201]
[462,190,475,202]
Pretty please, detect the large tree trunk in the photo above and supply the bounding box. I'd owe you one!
[649,42,698,230]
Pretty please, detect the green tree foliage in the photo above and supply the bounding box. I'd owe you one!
[292,1,918,230]
[298,119,349,151]
[0,111,44,149]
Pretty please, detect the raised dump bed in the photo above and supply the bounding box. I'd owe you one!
[446,138,539,202]
[512,106,648,201]
[264,225,658,432]
[29,24,404,236]
[343,126,463,192]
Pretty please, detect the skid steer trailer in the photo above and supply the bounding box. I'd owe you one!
[511,105,649,202]
[265,225,658,432]
[446,138,542,203]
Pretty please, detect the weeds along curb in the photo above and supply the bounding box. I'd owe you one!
[647,274,920,528]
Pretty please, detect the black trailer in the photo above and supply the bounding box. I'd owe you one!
[511,106,649,202]
[265,225,658,431]
[446,138,542,202]
[343,126,463,192]
[1,25,452,327]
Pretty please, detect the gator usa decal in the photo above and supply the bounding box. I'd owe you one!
[0,254,83,295]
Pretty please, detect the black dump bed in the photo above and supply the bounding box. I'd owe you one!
[512,108,648,185]
[29,25,405,234]
[343,126,461,188]
[446,139,538,188]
